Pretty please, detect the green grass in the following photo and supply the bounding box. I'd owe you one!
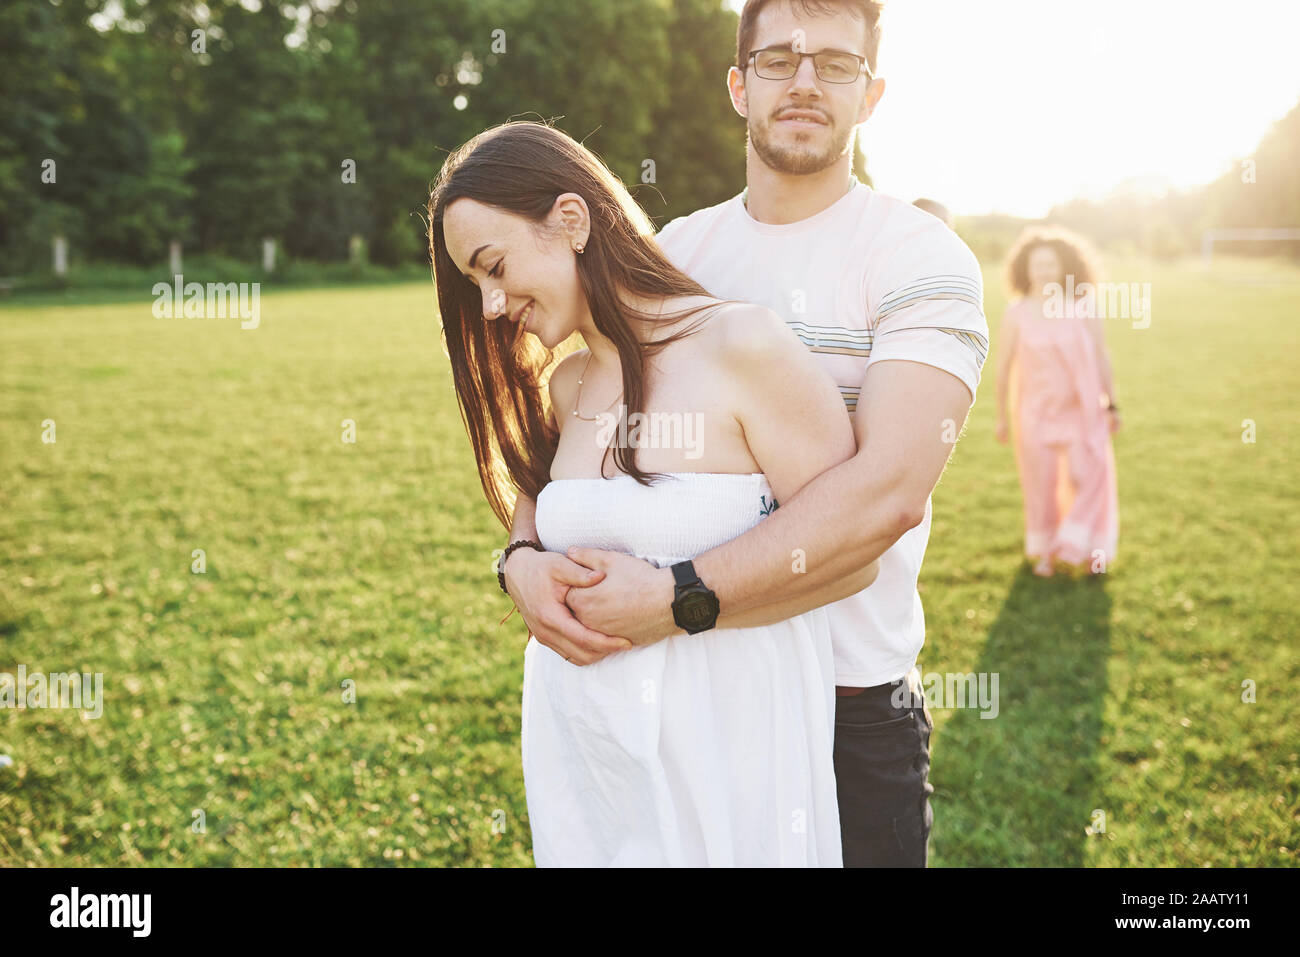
[0,255,430,306]
[1,256,1296,866]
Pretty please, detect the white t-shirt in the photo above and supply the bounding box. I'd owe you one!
[655,178,988,686]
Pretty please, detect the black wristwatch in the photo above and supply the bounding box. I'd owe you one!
[670,560,720,634]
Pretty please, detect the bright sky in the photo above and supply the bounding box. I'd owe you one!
[725,0,1300,216]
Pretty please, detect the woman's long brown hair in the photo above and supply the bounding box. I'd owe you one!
[428,120,730,530]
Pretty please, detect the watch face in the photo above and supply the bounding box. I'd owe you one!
[677,590,719,632]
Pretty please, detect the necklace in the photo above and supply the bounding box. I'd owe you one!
[572,352,623,421]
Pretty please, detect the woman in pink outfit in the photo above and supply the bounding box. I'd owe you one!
[995,227,1120,577]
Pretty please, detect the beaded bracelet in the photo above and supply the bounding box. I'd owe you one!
[498,540,545,595]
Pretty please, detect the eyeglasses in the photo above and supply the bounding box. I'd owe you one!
[746,47,873,85]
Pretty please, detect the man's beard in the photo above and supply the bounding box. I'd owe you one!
[749,113,852,175]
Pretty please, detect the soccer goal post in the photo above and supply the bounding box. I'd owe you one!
[1201,227,1300,263]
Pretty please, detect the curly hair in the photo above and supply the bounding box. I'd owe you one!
[1004,225,1102,296]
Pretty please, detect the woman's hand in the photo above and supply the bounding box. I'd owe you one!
[995,417,1010,445]
[564,548,677,648]
[503,548,633,665]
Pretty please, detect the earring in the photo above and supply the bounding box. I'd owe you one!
[573,242,585,253]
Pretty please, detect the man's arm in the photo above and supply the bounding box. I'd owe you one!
[689,234,989,625]
[696,359,973,609]
[565,359,976,643]
[566,217,986,647]
[708,559,879,630]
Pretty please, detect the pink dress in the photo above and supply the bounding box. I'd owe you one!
[1006,295,1119,567]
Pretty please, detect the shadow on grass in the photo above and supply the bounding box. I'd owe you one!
[933,564,1113,866]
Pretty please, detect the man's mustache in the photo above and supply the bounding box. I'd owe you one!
[769,107,832,125]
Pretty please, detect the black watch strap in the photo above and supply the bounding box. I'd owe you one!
[671,560,701,588]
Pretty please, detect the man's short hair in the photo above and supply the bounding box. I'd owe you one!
[736,0,885,74]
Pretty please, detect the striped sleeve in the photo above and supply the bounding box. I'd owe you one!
[867,267,989,401]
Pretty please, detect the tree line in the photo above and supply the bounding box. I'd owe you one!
[0,0,747,271]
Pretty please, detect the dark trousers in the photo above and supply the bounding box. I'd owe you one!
[833,666,934,867]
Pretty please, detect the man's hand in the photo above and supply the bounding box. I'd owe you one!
[504,548,632,665]
[564,547,677,647]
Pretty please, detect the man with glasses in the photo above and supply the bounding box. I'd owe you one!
[503,0,988,868]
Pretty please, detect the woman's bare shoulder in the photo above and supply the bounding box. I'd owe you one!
[706,301,803,366]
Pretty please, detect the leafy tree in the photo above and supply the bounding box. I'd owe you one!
[0,0,758,267]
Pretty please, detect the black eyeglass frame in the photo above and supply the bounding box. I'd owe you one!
[744,46,875,84]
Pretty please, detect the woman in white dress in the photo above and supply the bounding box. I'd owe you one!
[428,121,878,866]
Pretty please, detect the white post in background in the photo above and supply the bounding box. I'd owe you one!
[262,237,276,273]
[169,239,182,275]
[348,234,364,266]
[53,235,68,277]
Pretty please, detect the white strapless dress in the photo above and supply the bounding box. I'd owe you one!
[523,471,841,867]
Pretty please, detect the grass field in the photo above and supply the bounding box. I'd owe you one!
[1,256,1297,866]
